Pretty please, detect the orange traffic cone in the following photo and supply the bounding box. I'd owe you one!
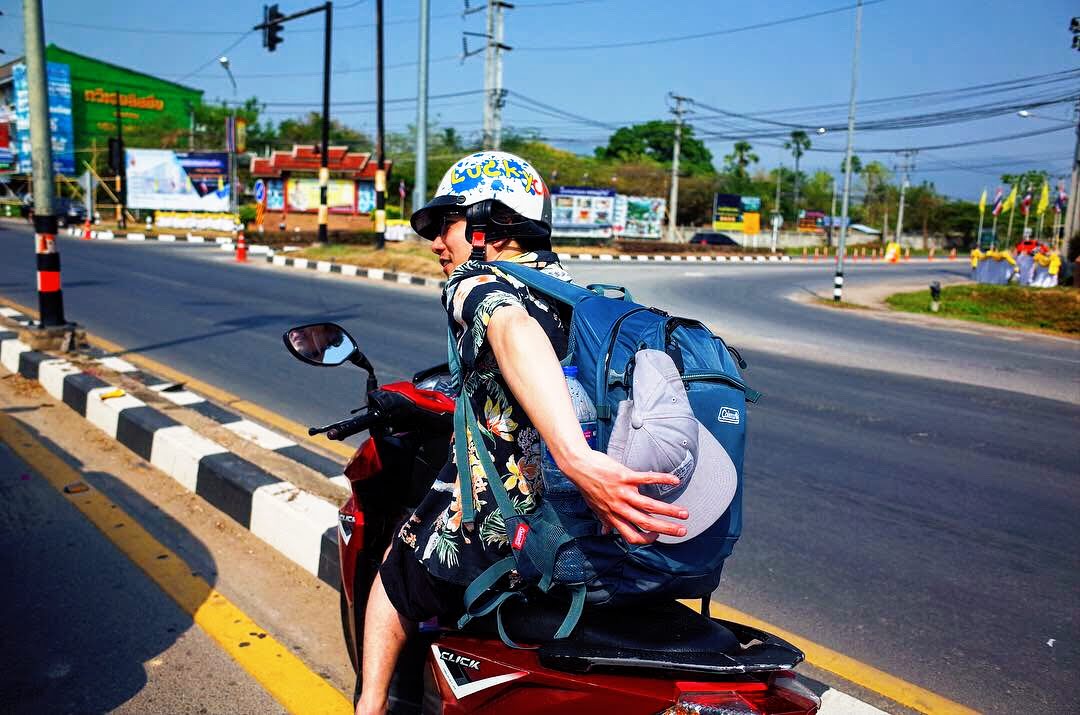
[928,247,935,262]
[903,246,910,261]
[949,248,956,261]
[235,231,248,262]
[82,218,91,240]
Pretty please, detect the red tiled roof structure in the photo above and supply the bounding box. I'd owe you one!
[249,145,391,179]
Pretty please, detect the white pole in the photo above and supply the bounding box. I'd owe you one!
[834,0,862,303]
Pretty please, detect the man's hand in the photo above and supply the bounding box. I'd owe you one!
[560,448,688,545]
[487,304,689,545]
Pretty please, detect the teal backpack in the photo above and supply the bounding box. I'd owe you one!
[449,261,759,646]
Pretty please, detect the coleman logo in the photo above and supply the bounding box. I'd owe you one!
[440,650,480,671]
[511,523,529,550]
[718,407,740,424]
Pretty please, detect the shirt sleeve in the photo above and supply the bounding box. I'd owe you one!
[447,266,526,366]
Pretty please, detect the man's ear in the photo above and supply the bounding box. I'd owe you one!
[488,237,517,254]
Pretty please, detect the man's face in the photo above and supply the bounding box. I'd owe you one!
[430,213,471,277]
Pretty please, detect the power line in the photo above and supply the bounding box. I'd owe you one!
[174,31,254,84]
[516,0,885,51]
[47,0,606,37]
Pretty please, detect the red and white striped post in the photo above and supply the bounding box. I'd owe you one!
[35,215,66,326]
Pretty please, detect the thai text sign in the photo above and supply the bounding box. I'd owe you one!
[14,62,75,175]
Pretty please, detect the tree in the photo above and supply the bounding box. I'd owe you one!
[783,130,811,221]
[723,141,759,177]
[596,121,715,176]
[842,154,862,177]
[275,112,372,149]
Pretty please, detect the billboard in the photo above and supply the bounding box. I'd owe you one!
[797,210,826,233]
[13,62,76,175]
[712,194,761,234]
[47,45,203,157]
[613,195,666,239]
[551,186,616,238]
[125,149,230,211]
[265,178,375,214]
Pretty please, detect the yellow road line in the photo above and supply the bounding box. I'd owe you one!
[706,600,978,714]
[0,412,352,715]
[2,296,975,714]
[0,296,354,461]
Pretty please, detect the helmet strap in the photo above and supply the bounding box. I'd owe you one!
[465,200,493,262]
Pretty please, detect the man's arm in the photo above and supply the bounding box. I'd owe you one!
[486,305,688,544]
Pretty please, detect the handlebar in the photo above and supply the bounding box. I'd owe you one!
[309,409,382,441]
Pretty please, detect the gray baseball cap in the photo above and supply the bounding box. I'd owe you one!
[606,349,737,544]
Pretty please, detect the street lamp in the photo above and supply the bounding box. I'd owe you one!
[218,56,237,96]
[816,127,827,135]
[1017,109,1072,126]
[219,56,239,226]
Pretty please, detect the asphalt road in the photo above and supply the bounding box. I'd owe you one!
[0,428,285,715]
[2,224,1078,713]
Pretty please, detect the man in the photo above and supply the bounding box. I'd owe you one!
[357,151,687,714]
[286,324,346,363]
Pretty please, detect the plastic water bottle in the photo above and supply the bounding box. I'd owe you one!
[540,366,597,520]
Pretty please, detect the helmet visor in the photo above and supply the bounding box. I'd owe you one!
[411,194,467,240]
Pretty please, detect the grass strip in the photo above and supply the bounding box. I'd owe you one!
[293,242,444,278]
[886,283,1080,336]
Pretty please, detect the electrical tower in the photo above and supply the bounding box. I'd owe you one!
[464,1,512,149]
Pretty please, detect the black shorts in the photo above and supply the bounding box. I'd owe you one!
[380,536,467,624]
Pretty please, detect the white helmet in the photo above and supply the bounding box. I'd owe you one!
[411,150,552,242]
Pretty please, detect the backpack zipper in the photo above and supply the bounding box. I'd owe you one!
[682,370,761,403]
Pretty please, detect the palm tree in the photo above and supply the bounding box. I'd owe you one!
[723,141,759,177]
[784,130,811,222]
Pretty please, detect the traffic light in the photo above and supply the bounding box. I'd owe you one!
[1071,17,1079,51]
[263,4,285,52]
[107,137,124,173]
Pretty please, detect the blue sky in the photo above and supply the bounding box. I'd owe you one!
[2,0,1077,199]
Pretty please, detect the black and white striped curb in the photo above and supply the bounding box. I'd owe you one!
[557,252,792,263]
[0,325,344,590]
[92,353,346,481]
[265,253,448,289]
[61,226,274,255]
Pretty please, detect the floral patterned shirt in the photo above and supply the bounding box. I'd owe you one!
[398,251,572,585]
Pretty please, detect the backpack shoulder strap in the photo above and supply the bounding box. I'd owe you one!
[491,261,595,306]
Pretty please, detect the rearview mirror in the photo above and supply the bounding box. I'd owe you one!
[283,323,358,367]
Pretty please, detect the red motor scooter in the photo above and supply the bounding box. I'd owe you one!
[284,323,819,715]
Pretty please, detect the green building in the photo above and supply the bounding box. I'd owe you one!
[1,44,203,170]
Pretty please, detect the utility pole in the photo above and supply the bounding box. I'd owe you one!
[1064,97,1080,258]
[667,92,689,242]
[835,0,862,303]
[374,0,387,249]
[469,0,512,149]
[894,149,916,247]
[320,2,333,245]
[828,176,838,247]
[772,165,782,251]
[413,0,430,214]
[24,0,66,326]
[254,2,334,244]
[113,90,127,229]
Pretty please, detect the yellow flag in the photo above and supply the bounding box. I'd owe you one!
[978,188,987,216]
[1000,185,1017,214]
[1036,181,1049,216]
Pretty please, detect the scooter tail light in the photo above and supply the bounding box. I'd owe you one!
[660,676,819,715]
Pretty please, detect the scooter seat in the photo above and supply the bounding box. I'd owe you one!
[463,595,802,675]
